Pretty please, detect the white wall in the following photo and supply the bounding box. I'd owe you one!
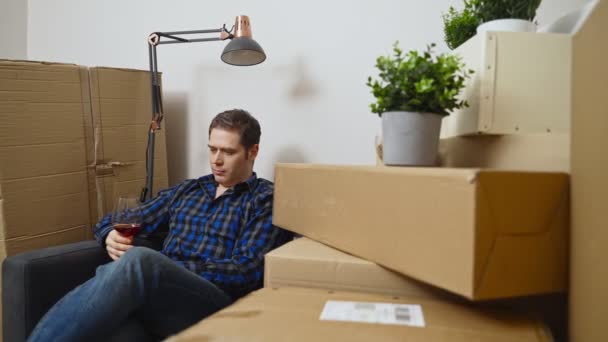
[0,0,28,59]
[25,0,589,185]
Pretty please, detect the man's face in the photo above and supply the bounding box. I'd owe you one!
[208,128,258,188]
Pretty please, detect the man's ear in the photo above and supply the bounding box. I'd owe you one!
[248,144,259,160]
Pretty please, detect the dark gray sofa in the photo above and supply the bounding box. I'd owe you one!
[2,238,162,342]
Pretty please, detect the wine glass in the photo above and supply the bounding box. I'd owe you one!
[111,196,143,237]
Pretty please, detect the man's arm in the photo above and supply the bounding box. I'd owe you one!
[190,191,291,298]
[93,185,178,245]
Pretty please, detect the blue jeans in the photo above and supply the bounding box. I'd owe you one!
[28,247,233,342]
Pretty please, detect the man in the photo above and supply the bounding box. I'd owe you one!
[29,109,292,341]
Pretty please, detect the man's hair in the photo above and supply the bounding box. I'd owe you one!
[208,109,261,150]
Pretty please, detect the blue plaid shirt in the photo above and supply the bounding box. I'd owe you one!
[94,173,291,299]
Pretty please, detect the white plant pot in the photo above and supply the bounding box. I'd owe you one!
[381,111,443,166]
[477,19,536,33]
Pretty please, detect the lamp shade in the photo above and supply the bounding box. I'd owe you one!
[221,37,266,66]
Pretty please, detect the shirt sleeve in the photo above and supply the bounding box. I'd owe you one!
[190,190,291,298]
[92,185,179,245]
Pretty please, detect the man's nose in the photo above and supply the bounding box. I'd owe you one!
[213,152,224,164]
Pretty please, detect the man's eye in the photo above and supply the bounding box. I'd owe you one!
[225,151,235,156]
[209,148,217,153]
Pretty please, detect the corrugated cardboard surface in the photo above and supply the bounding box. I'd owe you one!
[0,60,95,342]
[570,1,608,341]
[0,225,89,260]
[1,62,171,241]
[0,60,92,242]
[265,237,451,300]
[167,287,552,342]
[86,67,169,223]
[273,164,569,300]
[438,134,570,172]
[0,61,172,342]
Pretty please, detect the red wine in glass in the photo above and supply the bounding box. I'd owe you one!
[111,196,143,237]
[112,223,141,237]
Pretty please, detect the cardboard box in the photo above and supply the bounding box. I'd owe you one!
[0,62,171,241]
[441,30,570,138]
[86,67,169,223]
[438,134,570,172]
[0,60,93,242]
[273,164,569,300]
[265,237,451,299]
[168,287,553,342]
[266,237,568,341]
[0,60,172,342]
[570,1,608,341]
[0,60,94,342]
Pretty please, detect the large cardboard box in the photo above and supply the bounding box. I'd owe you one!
[0,60,94,342]
[0,62,171,341]
[570,1,608,341]
[265,237,568,341]
[85,67,169,224]
[168,287,553,342]
[0,62,171,247]
[273,164,569,300]
[265,237,450,299]
[0,60,92,249]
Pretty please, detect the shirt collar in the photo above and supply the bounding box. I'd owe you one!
[198,172,258,197]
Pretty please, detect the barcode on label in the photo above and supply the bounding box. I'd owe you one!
[320,300,425,327]
[395,306,411,323]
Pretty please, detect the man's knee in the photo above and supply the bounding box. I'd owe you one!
[120,246,159,266]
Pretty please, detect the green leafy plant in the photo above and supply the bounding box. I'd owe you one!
[366,42,474,116]
[442,0,542,50]
[443,3,480,50]
[477,0,542,22]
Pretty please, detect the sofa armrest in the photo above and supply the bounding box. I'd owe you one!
[2,240,110,342]
[2,235,164,342]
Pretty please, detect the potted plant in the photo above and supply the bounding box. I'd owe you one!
[476,0,542,33]
[367,42,473,166]
[443,0,481,50]
[442,0,543,50]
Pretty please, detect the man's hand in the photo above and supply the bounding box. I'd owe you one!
[105,229,134,260]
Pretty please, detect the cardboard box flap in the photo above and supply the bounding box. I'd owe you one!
[473,172,569,298]
[0,60,79,67]
[476,172,569,235]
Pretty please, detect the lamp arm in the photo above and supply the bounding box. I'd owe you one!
[140,25,233,202]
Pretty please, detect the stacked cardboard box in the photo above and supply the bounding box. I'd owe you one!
[0,60,92,342]
[267,164,569,340]
[0,60,170,340]
[266,237,567,340]
[273,164,569,300]
[0,61,169,256]
[0,61,92,259]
